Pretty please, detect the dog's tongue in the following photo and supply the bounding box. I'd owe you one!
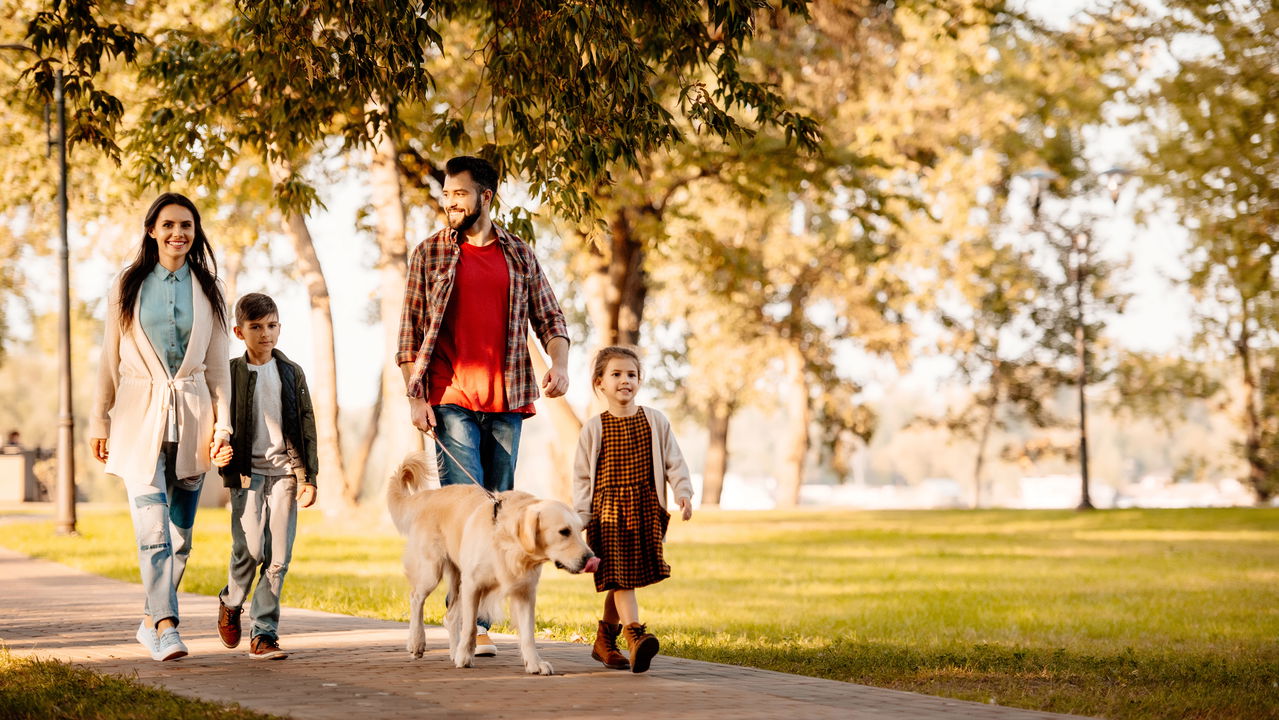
[583,556,600,574]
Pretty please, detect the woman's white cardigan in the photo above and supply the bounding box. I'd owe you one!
[89,273,232,483]
[572,406,694,524]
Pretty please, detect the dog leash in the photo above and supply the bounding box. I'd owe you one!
[424,426,503,520]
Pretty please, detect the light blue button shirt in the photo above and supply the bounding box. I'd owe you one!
[139,263,193,377]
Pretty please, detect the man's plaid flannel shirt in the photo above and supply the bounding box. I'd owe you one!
[397,224,569,409]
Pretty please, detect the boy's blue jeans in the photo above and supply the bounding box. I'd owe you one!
[124,454,202,627]
[432,403,523,631]
[218,473,298,642]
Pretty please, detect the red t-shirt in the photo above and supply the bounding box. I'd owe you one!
[426,241,533,414]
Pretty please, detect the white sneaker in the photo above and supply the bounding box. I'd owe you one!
[135,620,159,659]
[156,627,188,661]
[475,625,497,657]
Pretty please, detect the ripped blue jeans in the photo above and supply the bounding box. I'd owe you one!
[124,453,203,627]
[218,473,298,642]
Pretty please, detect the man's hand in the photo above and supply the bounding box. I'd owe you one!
[410,397,436,433]
[678,496,693,521]
[296,483,317,508]
[211,438,233,467]
[90,438,108,464]
[541,365,569,399]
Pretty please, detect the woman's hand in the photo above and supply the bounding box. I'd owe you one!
[678,496,693,521]
[211,438,233,467]
[296,483,317,508]
[90,438,108,464]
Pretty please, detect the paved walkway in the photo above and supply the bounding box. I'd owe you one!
[0,546,1092,720]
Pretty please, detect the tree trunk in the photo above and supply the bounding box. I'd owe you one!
[367,103,424,488]
[347,367,384,505]
[777,344,810,508]
[973,397,997,509]
[701,396,733,507]
[972,366,1001,510]
[612,210,647,346]
[585,208,647,347]
[528,332,581,502]
[275,200,351,512]
[1236,302,1269,501]
[222,248,242,311]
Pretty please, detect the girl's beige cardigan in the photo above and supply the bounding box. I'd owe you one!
[89,273,232,483]
[572,406,694,523]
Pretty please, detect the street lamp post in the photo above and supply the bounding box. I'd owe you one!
[3,46,76,533]
[53,67,76,535]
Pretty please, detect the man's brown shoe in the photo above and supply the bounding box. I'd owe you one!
[217,601,242,649]
[249,635,288,660]
[623,623,659,674]
[591,621,630,670]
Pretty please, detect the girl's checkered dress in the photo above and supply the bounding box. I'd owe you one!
[587,411,671,592]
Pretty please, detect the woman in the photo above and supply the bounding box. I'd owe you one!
[89,192,233,661]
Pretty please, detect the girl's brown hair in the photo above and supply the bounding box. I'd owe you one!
[591,346,643,392]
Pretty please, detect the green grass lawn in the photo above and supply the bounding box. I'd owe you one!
[0,648,280,720]
[2,506,1277,720]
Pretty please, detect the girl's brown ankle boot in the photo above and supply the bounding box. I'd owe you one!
[591,620,630,670]
[623,622,659,674]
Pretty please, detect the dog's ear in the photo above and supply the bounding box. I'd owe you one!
[518,504,541,555]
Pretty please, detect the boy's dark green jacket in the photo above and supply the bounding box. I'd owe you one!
[219,349,319,488]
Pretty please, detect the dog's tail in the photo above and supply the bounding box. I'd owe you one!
[387,451,436,535]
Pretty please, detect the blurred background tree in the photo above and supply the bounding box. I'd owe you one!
[2,0,1275,509]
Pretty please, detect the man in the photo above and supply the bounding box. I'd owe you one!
[397,156,570,655]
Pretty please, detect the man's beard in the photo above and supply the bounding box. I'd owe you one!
[448,206,482,233]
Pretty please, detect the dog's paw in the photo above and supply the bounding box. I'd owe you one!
[454,653,474,669]
[526,659,554,676]
[407,635,426,658]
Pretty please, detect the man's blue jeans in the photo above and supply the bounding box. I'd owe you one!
[433,404,523,493]
[432,403,523,632]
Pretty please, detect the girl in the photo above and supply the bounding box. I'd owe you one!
[89,193,234,661]
[573,346,693,674]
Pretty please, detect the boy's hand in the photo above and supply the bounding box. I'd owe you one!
[296,483,317,508]
[678,496,693,521]
[211,438,233,467]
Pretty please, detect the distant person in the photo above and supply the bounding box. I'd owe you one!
[89,192,234,662]
[573,346,694,673]
[2,430,22,454]
[216,292,318,661]
[397,155,570,656]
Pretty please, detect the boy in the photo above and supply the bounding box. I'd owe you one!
[216,293,318,660]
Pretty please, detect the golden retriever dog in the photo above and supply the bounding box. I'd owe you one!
[386,451,598,675]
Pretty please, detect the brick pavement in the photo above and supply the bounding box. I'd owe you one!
[0,546,1094,719]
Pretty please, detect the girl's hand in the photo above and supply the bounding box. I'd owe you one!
[296,483,317,508]
[211,438,233,467]
[90,438,108,464]
[678,496,693,521]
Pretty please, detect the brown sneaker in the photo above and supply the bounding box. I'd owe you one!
[217,601,242,649]
[249,635,288,660]
[623,623,659,674]
[591,620,630,670]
